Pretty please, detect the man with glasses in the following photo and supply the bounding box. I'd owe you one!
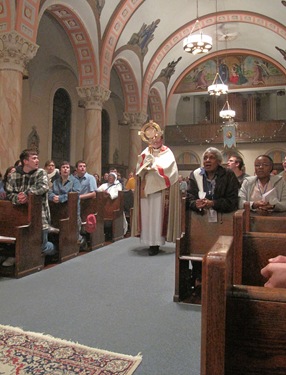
[239,154,286,212]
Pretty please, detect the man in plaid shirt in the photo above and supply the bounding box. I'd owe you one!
[5,149,56,265]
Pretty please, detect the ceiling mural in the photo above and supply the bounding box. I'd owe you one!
[175,54,286,94]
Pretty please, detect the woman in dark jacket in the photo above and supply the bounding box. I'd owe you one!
[188,147,239,213]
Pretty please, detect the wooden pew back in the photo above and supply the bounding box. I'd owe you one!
[233,208,286,285]
[0,194,44,278]
[49,192,79,262]
[244,201,286,233]
[80,197,105,250]
[201,235,286,375]
[174,208,234,303]
[96,191,124,241]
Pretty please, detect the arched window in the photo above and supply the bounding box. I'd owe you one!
[52,88,71,166]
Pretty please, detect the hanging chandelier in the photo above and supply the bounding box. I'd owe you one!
[183,21,212,55]
[183,0,212,55]
[219,100,235,119]
[207,0,228,96]
[208,72,228,96]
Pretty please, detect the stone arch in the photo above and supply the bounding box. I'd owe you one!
[177,151,201,171]
[113,58,140,113]
[148,88,164,128]
[41,3,98,86]
[100,0,145,88]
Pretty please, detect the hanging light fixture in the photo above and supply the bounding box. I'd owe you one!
[219,100,235,119]
[183,0,212,55]
[207,0,228,96]
[208,72,228,96]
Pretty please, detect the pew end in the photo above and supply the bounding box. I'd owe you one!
[0,194,44,278]
[49,192,80,262]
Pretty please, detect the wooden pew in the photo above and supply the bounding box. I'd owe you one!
[96,191,125,242]
[233,208,286,285]
[80,197,105,250]
[48,192,79,262]
[174,207,234,304]
[201,235,286,375]
[244,201,286,233]
[0,194,44,278]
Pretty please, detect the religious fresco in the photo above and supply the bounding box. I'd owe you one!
[175,54,286,94]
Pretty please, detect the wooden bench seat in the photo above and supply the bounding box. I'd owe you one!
[0,194,44,278]
[49,192,79,262]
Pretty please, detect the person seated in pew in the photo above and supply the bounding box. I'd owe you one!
[261,255,286,288]
[5,148,57,266]
[97,172,128,236]
[239,155,286,213]
[188,147,240,215]
[48,161,82,241]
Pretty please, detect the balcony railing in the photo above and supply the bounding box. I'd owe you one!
[165,120,286,146]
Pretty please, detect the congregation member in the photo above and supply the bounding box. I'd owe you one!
[48,161,82,240]
[188,147,239,215]
[227,154,249,186]
[187,147,239,299]
[44,160,60,188]
[97,171,128,236]
[178,174,188,194]
[125,171,136,191]
[132,127,180,256]
[97,172,122,199]
[239,154,286,212]
[75,160,97,250]
[5,148,56,266]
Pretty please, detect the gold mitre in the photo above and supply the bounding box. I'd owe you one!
[138,120,163,145]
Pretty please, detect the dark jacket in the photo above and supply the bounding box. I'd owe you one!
[188,165,239,213]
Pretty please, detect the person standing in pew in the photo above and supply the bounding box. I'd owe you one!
[5,148,57,266]
[239,154,286,212]
[227,154,249,186]
[261,255,286,288]
[74,160,97,250]
[48,161,82,242]
[188,147,240,215]
[187,147,239,298]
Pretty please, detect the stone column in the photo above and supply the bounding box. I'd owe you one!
[123,112,147,173]
[0,31,38,171]
[77,85,110,174]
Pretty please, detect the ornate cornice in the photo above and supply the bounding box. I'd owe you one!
[0,31,39,74]
[76,85,111,110]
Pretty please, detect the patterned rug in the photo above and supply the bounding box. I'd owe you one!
[0,324,142,374]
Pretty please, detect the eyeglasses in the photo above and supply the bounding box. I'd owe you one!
[254,163,271,168]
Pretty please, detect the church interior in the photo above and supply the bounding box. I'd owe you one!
[0,1,286,374]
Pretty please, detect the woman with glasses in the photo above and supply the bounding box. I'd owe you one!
[239,154,286,212]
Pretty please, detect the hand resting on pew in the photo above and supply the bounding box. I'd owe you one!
[261,255,286,288]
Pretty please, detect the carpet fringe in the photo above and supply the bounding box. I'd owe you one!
[0,324,143,361]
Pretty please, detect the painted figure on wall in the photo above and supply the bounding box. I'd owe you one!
[128,19,160,56]
[229,63,248,85]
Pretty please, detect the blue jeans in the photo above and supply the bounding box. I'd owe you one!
[42,229,56,256]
